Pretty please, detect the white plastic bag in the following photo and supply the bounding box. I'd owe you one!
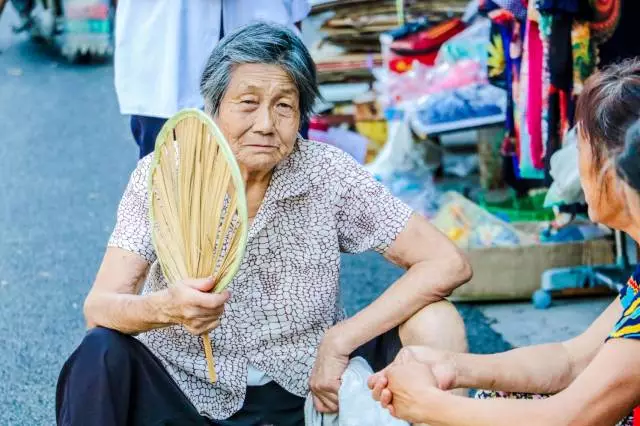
[544,127,585,207]
[338,358,409,426]
[304,357,409,426]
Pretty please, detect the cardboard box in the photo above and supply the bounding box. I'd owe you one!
[430,192,615,301]
[449,236,615,302]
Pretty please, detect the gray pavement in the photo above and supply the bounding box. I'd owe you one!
[0,6,604,425]
[0,8,136,423]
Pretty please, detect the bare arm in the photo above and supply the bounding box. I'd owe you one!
[311,213,471,412]
[83,247,170,334]
[84,247,229,335]
[329,213,472,354]
[554,338,640,425]
[407,337,640,426]
[371,297,622,417]
[449,298,622,394]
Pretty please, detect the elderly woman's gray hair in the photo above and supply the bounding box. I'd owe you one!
[200,22,320,126]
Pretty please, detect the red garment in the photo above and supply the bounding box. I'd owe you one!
[525,19,544,169]
[389,18,466,72]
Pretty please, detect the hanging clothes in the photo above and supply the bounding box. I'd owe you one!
[590,0,621,44]
[598,0,640,66]
[538,14,552,168]
[536,0,593,18]
[491,0,627,188]
[548,14,573,92]
[488,19,509,88]
[571,21,594,96]
[526,17,545,170]
[517,0,545,178]
[494,0,529,20]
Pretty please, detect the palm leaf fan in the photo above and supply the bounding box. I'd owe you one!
[148,109,249,383]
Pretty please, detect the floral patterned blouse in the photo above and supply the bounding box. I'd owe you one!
[107,138,413,419]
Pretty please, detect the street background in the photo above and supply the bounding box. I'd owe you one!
[0,4,613,424]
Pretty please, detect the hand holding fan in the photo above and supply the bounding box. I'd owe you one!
[149,109,249,382]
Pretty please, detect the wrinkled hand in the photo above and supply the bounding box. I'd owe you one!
[162,276,230,336]
[383,361,442,423]
[309,331,350,413]
[368,346,456,408]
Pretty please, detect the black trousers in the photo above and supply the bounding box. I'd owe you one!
[56,327,402,426]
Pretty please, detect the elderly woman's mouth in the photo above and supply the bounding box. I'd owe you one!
[246,144,278,149]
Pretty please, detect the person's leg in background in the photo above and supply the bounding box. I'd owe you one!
[299,120,309,140]
[130,115,167,159]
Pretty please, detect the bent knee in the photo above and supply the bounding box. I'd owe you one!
[399,300,467,351]
[78,327,134,363]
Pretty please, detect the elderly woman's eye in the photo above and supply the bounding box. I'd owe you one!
[277,103,293,110]
[241,99,258,105]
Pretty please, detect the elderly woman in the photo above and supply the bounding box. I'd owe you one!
[370,60,640,426]
[56,23,471,426]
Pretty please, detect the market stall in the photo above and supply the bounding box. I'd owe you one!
[307,0,639,307]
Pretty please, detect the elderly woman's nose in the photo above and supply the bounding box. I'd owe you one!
[252,103,276,134]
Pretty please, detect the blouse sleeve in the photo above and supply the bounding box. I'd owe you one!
[333,150,413,254]
[609,273,640,340]
[107,157,156,264]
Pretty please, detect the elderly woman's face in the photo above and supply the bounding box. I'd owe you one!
[215,63,301,174]
[578,132,632,229]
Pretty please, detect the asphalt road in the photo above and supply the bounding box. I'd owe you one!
[0,16,510,426]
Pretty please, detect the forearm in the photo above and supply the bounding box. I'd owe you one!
[84,290,173,335]
[551,338,640,426]
[331,258,468,353]
[420,391,565,426]
[451,342,574,394]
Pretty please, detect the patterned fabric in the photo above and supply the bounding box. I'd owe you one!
[536,0,579,14]
[488,20,508,86]
[108,138,413,420]
[536,0,593,19]
[589,0,621,43]
[475,390,634,425]
[538,13,551,161]
[494,0,529,21]
[609,265,640,340]
[538,12,577,182]
[571,21,594,96]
